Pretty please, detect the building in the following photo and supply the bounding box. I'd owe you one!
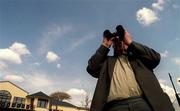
[0,81,31,111]
[50,100,79,111]
[27,91,51,111]
[0,81,89,111]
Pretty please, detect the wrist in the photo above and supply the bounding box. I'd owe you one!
[127,40,133,46]
[102,42,111,48]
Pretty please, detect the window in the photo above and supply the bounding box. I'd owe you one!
[13,97,25,108]
[0,90,11,103]
[37,99,48,108]
[13,97,25,104]
[0,90,11,108]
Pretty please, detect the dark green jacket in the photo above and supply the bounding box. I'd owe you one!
[87,41,175,111]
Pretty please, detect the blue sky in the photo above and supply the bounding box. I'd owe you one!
[0,0,180,107]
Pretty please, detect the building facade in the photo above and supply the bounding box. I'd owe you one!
[0,81,89,111]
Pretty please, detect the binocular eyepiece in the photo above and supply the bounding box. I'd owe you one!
[103,25,125,41]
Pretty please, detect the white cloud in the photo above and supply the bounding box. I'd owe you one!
[136,0,167,26]
[39,24,72,54]
[64,33,96,54]
[169,38,180,45]
[172,4,179,9]
[25,73,53,88]
[15,71,62,94]
[66,88,89,106]
[66,88,87,96]
[159,79,166,83]
[56,63,61,68]
[46,51,59,63]
[66,88,92,107]
[9,42,30,56]
[72,79,81,85]
[44,24,71,38]
[34,62,40,66]
[175,38,179,41]
[159,80,175,101]
[0,62,8,70]
[71,34,96,49]
[0,48,22,64]
[172,58,180,66]
[0,42,30,64]
[152,0,165,11]
[18,72,54,94]
[3,74,24,82]
[160,50,168,58]
[136,7,159,26]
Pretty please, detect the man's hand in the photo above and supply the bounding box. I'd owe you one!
[123,30,133,50]
[102,37,113,48]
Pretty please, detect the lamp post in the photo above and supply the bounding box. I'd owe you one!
[168,73,180,107]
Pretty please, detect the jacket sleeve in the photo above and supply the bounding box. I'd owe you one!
[86,45,110,78]
[127,41,161,70]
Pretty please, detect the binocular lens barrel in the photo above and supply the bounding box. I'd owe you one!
[103,25,125,41]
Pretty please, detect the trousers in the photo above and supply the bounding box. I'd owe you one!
[102,96,153,111]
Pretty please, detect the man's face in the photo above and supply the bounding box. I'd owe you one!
[113,40,124,55]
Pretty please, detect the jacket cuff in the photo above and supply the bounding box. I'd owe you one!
[127,41,136,53]
[98,45,110,55]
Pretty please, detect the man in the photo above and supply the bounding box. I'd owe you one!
[86,25,175,111]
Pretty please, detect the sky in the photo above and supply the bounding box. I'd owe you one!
[0,0,180,108]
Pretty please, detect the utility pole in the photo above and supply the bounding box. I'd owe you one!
[168,73,180,107]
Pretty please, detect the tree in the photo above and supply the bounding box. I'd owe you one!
[81,93,91,109]
[50,91,71,110]
[50,91,71,101]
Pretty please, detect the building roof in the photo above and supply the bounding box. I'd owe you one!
[50,100,77,108]
[77,107,90,110]
[0,81,29,94]
[27,91,50,99]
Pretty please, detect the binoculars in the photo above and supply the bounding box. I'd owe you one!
[103,25,125,41]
